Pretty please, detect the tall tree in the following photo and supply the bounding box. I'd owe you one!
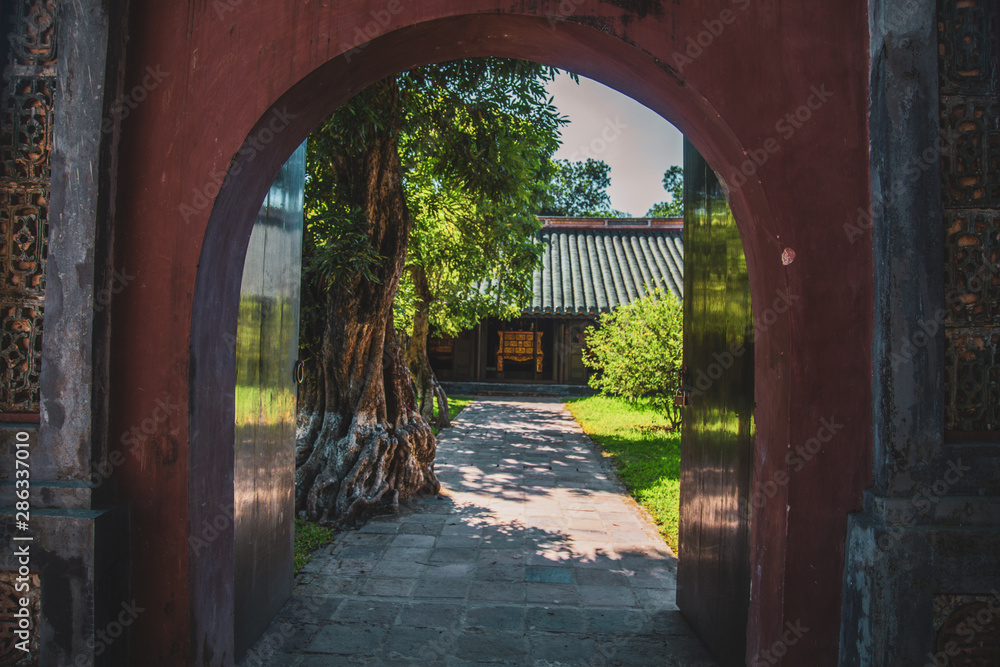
[398,100,560,425]
[297,59,563,526]
[645,165,684,217]
[538,158,620,216]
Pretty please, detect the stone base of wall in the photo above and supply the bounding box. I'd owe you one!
[0,505,129,666]
[840,491,1000,666]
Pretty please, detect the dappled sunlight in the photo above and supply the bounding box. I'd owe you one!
[243,397,714,665]
[430,397,678,572]
[564,395,682,552]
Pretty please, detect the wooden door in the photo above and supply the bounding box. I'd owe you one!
[676,138,754,667]
[233,143,305,658]
[567,321,589,384]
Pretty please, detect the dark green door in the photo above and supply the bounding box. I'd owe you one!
[676,138,754,667]
[233,143,305,659]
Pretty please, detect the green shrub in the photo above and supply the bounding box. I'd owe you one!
[584,286,683,428]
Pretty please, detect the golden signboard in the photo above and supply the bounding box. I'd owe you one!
[428,337,454,357]
[497,331,543,373]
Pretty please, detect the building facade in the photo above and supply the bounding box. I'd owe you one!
[429,217,684,386]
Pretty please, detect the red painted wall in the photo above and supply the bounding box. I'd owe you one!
[112,1,872,663]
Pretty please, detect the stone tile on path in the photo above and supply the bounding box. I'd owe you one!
[241,397,717,666]
[463,604,526,632]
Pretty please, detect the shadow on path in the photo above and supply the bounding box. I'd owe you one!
[242,398,717,666]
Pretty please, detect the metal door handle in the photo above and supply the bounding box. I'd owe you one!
[674,367,691,407]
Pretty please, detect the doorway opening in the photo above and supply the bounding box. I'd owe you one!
[188,14,788,666]
[227,55,754,666]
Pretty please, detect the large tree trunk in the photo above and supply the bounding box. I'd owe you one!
[295,79,439,526]
[405,265,450,428]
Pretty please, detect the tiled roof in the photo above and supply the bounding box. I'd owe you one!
[525,220,684,316]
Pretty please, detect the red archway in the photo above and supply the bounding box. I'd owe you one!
[111,3,871,664]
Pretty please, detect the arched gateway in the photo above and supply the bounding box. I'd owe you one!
[17,1,994,665]
[140,6,870,663]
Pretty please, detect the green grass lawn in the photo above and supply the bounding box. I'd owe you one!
[432,395,473,434]
[564,395,681,553]
[293,518,336,573]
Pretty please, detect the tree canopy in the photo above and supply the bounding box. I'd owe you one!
[645,165,684,217]
[304,59,561,289]
[393,60,564,339]
[538,157,626,217]
[390,59,566,421]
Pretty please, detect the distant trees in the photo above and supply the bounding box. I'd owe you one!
[539,158,627,217]
[583,286,684,428]
[645,165,684,217]
[542,159,682,219]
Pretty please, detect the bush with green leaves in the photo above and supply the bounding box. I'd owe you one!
[584,286,683,428]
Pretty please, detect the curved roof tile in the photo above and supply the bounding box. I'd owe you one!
[476,223,684,316]
[524,225,684,316]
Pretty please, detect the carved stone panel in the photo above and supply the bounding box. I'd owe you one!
[933,593,1000,664]
[7,0,57,68]
[945,210,1000,326]
[938,0,996,96]
[0,77,54,183]
[0,0,56,415]
[945,329,1000,432]
[0,303,43,413]
[939,97,1000,209]
[939,0,1000,433]
[0,186,47,297]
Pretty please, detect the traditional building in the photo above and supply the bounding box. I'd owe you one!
[429,217,684,386]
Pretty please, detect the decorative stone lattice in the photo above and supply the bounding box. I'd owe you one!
[945,330,1000,432]
[0,0,56,415]
[933,594,1000,665]
[939,0,1000,432]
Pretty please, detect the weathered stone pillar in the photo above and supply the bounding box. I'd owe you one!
[841,0,1000,663]
[0,0,130,664]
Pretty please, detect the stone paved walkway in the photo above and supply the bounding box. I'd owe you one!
[242,398,717,666]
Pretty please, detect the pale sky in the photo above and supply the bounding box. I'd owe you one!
[548,71,683,217]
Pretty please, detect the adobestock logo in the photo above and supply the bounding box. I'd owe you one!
[925,590,1000,666]
[101,65,170,134]
[73,600,145,665]
[547,0,587,29]
[875,459,971,553]
[178,106,299,223]
[566,116,630,162]
[119,395,182,453]
[689,288,798,397]
[843,133,954,243]
[738,416,844,522]
[751,620,809,666]
[188,503,237,556]
[94,268,135,313]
